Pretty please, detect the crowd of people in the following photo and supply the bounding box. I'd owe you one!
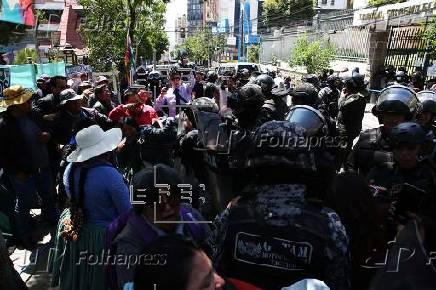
[0,60,435,290]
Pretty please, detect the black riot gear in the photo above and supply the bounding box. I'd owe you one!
[303,74,320,90]
[286,105,327,137]
[291,83,320,108]
[395,70,409,85]
[372,85,420,121]
[254,74,275,97]
[389,122,427,146]
[417,90,436,114]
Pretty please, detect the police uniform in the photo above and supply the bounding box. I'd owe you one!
[207,185,351,290]
[350,127,393,176]
[367,161,434,198]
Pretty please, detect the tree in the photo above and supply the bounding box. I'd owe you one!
[247,45,260,63]
[367,0,405,7]
[13,48,38,64]
[79,0,169,72]
[423,20,436,51]
[262,0,315,28]
[289,35,335,74]
[182,29,226,65]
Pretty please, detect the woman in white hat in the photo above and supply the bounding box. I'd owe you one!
[51,125,132,290]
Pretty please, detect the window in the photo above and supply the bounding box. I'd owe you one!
[321,0,327,4]
[330,0,335,5]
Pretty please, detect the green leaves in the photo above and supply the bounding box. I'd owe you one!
[423,20,436,51]
[79,0,169,71]
[289,35,335,74]
[263,0,315,27]
[176,29,226,65]
[247,45,260,63]
[13,48,38,64]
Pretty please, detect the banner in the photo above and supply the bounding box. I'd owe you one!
[64,64,91,78]
[0,67,10,99]
[36,62,66,78]
[0,62,66,90]
[0,0,35,26]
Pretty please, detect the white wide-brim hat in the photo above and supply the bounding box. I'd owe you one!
[67,125,122,163]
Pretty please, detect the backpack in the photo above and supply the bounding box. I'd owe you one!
[105,204,206,290]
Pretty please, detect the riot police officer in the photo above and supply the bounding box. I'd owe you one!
[255,74,289,123]
[208,118,350,290]
[318,75,341,119]
[337,74,367,170]
[367,121,434,225]
[388,70,409,87]
[351,85,420,175]
[303,74,321,91]
[417,90,436,136]
[290,83,320,108]
[147,70,162,100]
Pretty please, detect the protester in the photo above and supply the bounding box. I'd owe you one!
[155,67,193,117]
[0,85,59,249]
[47,88,114,145]
[93,84,116,116]
[112,164,210,290]
[132,235,229,290]
[51,125,132,290]
[33,75,68,116]
[109,87,158,127]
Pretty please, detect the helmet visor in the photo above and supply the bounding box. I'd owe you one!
[286,106,325,136]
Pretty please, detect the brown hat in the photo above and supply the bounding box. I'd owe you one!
[0,85,33,112]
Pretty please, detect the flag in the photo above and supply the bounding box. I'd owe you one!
[0,0,35,26]
[124,29,135,85]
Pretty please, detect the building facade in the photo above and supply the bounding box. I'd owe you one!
[187,0,204,32]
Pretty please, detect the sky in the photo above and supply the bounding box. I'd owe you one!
[165,0,187,51]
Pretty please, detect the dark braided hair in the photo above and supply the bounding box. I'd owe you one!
[60,164,89,242]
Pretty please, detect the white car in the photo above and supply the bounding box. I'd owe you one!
[216,62,261,76]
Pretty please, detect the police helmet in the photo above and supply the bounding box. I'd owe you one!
[148,71,161,81]
[326,75,338,87]
[303,74,320,89]
[254,74,275,95]
[389,121,427,146]
[246,120,322,179]
[227,83,265,116]
[286,105,327,136]
[182,97,219,128]
[372,85,419,119]
[291,83,320,107]
[417,90,436,114]
[395,70,408,83]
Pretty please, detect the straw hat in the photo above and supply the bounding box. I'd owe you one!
[0,85,33,112]
[67,125,122,163]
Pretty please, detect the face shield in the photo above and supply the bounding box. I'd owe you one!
[286,105,326,136]
[376,86,419,115]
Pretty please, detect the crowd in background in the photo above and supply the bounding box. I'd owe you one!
[0,60,435,290]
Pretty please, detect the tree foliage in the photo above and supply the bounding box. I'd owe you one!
[13,48,38,64]
[289,35,335,74]
[177,29,226,65]
[79,0,169,72]
[423,20,436,51]
[262,0,315,28]
[247,45,260,63]
[367,0,405,7]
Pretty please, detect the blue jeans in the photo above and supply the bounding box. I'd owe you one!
[8,168,59,240]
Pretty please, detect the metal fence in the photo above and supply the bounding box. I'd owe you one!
[384,25,433,75]
[259,9,371,64]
